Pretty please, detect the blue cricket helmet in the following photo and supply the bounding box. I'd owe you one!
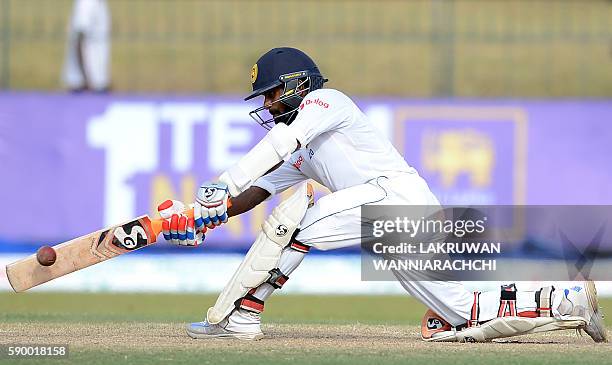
[245,47,326,101]
[246,47,328,129]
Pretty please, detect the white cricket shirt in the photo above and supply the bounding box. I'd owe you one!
[253,88,416,195]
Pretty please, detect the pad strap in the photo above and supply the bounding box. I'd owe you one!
[236,292,265,314]
[290,241,311,253]
[266,268,289,289]
[264,240,311,289]
[468,292,481,327]
[535,286,554,317]
[498,283,517,317]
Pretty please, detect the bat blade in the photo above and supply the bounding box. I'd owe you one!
[6,214,160,293]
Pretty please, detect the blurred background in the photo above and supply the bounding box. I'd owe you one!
[0,0,611,295]
[2,0,611,95]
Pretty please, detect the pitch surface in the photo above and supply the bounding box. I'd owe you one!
[1,293,610,364]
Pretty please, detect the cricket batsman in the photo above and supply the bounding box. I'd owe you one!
[157,47,607,343]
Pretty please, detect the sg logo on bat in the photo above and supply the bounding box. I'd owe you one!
[110,220,149,251]
[91,218,153,260]
[113,225,147,249]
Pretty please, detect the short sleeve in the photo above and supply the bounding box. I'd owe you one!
[288,89,351,147]
[252,158,307,196]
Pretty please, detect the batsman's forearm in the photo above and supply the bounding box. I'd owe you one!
[227,186,270,217]
[219,123,302,196]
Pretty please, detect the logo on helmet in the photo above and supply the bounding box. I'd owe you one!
[251,64,258,84]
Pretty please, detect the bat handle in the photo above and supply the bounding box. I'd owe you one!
[150,208,194,239]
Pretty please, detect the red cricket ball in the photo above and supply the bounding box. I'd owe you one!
[36,246,57,266]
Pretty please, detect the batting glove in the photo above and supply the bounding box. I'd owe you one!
[194,181,231,230]
[157,200,206,246]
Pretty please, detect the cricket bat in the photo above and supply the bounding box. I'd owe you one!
[5,208,193,293]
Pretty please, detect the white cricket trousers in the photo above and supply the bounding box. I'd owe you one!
[294,172,474,326]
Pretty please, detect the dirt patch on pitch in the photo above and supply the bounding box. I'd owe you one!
[0,322,609,355]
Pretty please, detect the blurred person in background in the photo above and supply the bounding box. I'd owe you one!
[61,0,111,93]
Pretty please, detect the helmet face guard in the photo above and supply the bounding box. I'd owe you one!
[249,75,311,130]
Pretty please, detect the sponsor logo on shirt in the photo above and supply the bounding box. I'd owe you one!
[293,155,304,170]
[299,98,330,110]
[308,149,315,159]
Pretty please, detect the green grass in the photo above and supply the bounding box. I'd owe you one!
[2,292,612,325]
[0,292,426,324]
[1,0,611,96]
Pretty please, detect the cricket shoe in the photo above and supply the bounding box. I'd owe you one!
[186,309,264,341]
[556,281,607,343]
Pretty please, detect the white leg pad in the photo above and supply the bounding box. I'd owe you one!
[424,316,586,343]
[206,182,313,324]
